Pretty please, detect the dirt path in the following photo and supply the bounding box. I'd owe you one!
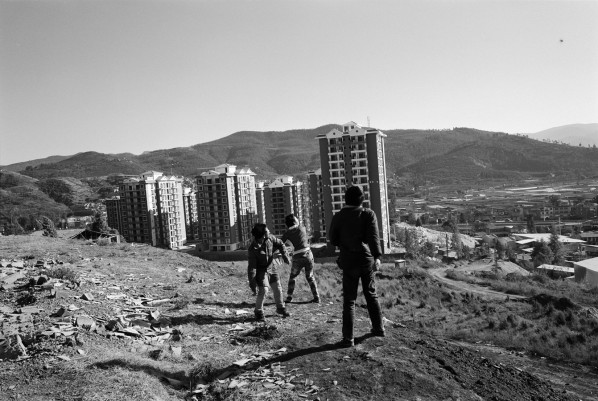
[428,267,526,300]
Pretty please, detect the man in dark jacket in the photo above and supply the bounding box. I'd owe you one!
[248,223,291,321]
[328,185,384,347]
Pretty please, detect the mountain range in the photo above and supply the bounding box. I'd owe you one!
[528,123,598,147]
[3,124,597,184]
[2,123,598,228]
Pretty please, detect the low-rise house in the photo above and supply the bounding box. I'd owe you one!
[513,233,586,253]
[535,264,575,278]
[573,257,598,286]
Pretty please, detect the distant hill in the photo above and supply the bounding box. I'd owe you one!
[0,171,71,229]
[528,123,598,147]
[1,154,74,172]
[5,124,598,185]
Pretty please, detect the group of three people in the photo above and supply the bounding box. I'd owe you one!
[247,185,385,347]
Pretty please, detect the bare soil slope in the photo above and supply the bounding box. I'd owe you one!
[0,236,589,401]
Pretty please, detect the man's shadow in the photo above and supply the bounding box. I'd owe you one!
[205,333,375,382]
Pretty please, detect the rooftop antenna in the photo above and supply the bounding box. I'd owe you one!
[367,116,371,127]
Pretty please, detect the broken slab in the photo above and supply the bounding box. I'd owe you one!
[1,271,26,284]
[0,334,28,360]
[80,293,94,301]
[75,316,96,331]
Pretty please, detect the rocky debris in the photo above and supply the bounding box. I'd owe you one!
[190,348,311,399]
[0,334,29,361]
[80,293,94,301]
[0,257,186,364]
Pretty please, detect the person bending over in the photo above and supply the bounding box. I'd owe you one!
[281,214,320,304]
[247,223,291,321]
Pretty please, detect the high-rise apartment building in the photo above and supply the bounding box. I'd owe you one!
[317,121,391,253]
[183,188,198,241]
[255,181,267,225]
[261,176,306,237]
[306,169,326,240]
[300,178,312,236]
[113,171,186,249]
[195,164,257,251]
[105,196,122,234]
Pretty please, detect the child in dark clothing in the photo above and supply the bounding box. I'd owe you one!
[247,223,291,321]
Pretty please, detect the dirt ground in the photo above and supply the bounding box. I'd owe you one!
[1,236,596,400]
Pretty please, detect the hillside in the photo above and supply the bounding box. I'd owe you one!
[529,123,598,147]
[0,171,71,230]
[19,152,153,180]
[1,155,74,173]
[9,125,598,184]
[1,235,595,400]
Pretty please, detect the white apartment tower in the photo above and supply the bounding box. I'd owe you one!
[195,164,257,251]
[115,171,186,249]
[317,122,391,253]
[183,187,199,241]
[261,176,306,237]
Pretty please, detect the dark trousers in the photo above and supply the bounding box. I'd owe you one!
[287,252,319,299]
[342,264,383,340]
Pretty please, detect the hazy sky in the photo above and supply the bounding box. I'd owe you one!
[1,0,597,165]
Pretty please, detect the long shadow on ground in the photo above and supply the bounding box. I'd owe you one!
[169,313,251,326]
[204,333,374,383]
[91,358,189,389]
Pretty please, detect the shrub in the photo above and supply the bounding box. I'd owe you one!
[554,311,567,326]
[46,266,78,283]
[97,238,111,246]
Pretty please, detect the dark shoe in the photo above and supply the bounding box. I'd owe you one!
[338,338,354,348]
[276,308,291,318]
[285,296,292,303]
[254,311,265,322]
[370,329,386,337]
[311,297,321,304]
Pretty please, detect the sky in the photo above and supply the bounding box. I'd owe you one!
[1,0,597,166]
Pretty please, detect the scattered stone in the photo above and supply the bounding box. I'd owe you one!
[148,310,160,321]
[0,334,28,360]
[75,316,96,331]
[80,293,94,301]
[18,306,42,314]
[1,271,26,285]
[149,349,163,360]
[170,345,182,357]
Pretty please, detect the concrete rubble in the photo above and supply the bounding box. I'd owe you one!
[190,347,323,399]
[1,257,324,400]
[0,257,190,361]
